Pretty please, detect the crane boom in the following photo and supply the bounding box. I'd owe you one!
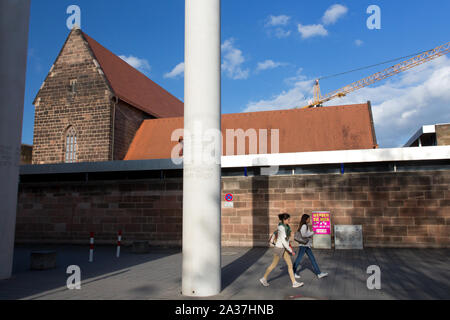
[301,41,450,109]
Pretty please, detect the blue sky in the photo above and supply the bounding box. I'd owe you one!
[24,0,450,148]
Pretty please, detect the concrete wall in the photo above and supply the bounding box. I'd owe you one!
[16,170,450,248]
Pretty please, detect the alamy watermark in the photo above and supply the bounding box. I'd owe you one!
[170,122,280,176]
[66,265,81,290]
[66,5,81,30]
[366,265,381,290]
[367,5,381,30]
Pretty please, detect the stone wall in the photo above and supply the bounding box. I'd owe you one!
[436,124,450,146]
[16,170,450,248]
[32,29,113,164]
[113,101,151,161]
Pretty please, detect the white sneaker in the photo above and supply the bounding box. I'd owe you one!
[318,272,328,279]
[259,277,269,287]
[294,272,301,279]
[292,281,304,288]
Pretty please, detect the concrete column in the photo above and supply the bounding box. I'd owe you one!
[0,0,31,280]
[182,0,222,296]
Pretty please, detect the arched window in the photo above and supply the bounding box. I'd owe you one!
[65,126,77,163]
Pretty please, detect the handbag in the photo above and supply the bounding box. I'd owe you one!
[294,231,308,244]
[294,227,311,245]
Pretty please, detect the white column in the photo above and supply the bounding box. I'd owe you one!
[0,0,31,280]
[183,0,222,296]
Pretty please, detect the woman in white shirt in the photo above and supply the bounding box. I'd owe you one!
[293,214,328,279]
[260,213,304,288]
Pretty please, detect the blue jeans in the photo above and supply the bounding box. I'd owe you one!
[293,246,321,275]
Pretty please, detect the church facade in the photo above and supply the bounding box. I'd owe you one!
[32,28,183,165]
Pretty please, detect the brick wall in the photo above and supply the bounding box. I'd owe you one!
[113,101,151,160]
[436,124,450,146]
[20,145,33,165]
[16,170,450,248]
[17,178,183,246]
[32,29,113,164]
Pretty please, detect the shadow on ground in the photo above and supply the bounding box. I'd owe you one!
[221,248,268,290]
[1,245,449,300]
[0,244,179,300]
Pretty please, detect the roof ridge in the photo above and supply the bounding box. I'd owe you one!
[138,103,370,122]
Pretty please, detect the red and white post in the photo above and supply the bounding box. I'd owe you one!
[89,232,94,262]
[116,230,122,258]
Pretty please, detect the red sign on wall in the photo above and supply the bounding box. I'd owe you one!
[312,211,331,235]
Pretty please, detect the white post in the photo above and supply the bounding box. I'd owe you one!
[183,0,222,297]
[0,0,31,280]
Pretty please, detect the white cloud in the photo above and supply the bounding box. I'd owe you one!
[265,15,292,38]
[221,39,250,80]
[355,39,364,47]
[297,24,328,39]
[322,4,348,25]
[274,28,291,38]
[295,5,347,40]
[266,15,291,27]
[245,69,314,112]
[164,62,185,79]
[256,60,286,72]
[119,55,151,72]
[244,56,450,148]
[325,56,450,147]
[245,80,314,112]
[284,68,306,85]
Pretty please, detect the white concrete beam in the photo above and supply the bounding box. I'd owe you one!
[221,146,450,168]
[0,0,31,280]
[182,0,222,297]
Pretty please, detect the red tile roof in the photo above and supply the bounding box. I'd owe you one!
[81,32,184,118]
[125,103,378,160]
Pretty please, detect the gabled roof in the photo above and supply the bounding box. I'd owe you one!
[125,103,378,160]
[81,31,184,118]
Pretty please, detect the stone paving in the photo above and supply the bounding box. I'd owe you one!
[0,245,449,300]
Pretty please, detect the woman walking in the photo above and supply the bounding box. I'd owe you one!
[293,214,328,279]
[260,213,304,288]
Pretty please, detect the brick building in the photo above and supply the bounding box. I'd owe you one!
[404,124,450,147]
[20,144,33,165]
[32,28,184,165]
[32,28,377,165]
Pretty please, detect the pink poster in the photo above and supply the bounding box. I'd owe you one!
[312,211,331,235]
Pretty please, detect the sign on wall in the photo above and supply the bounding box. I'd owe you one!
[225,193,233,202]
[223,193,234,208]
[335,225,364,250]
[312,211,332,249]
[312,211,331,235]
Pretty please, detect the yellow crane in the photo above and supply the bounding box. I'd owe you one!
[301,41,450,109]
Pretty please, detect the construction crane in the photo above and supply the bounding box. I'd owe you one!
[301,41,450,109]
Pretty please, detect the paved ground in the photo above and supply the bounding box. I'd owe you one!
[0,245,448,300]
